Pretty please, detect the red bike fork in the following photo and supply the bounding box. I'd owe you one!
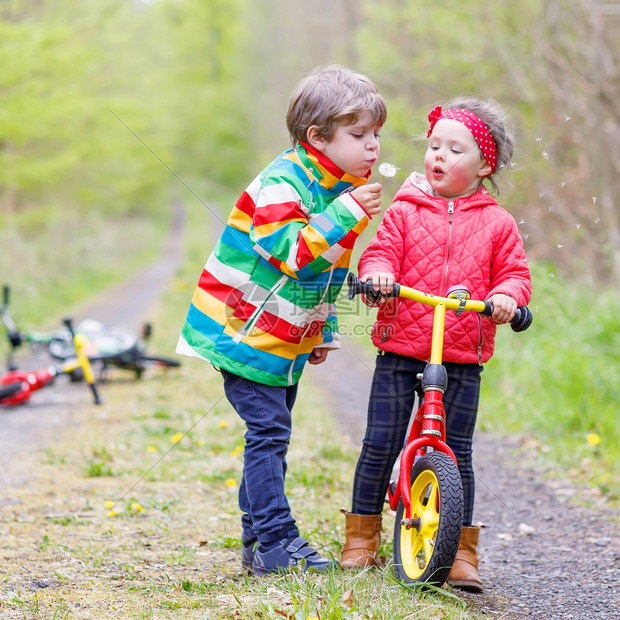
[389,387,458,520]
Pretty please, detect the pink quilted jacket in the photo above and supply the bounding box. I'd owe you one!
[358,173,532,364]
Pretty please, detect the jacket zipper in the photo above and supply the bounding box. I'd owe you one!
[441,201,455,294]
[233,275,287,343]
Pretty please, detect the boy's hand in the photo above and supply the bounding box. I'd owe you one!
[351,182,382,216]
[488,293,517,324]
[308,347,328,365]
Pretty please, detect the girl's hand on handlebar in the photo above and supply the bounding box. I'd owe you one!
[488,293,517,324]
[351,182,382,217]
[362,272,396,305]
[365,272,396,295]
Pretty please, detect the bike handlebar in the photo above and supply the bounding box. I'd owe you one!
[346,273,532,333]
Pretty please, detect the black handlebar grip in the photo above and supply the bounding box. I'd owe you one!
[62,317,75,337]
[2,285,8,307]
[347,272,400,300]
[510,306,533,332]
[485,301,532,331]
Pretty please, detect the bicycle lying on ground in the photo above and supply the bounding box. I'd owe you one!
[0,316,102,406]
[2,285,180,380]
[347,273,532,586]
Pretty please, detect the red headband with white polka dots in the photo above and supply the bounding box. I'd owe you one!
[427,105,498,172]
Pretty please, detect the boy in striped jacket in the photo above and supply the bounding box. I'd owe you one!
[177,65,387,574]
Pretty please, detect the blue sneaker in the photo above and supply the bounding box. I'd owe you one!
[252,536,337,575]
[242,539,256,570]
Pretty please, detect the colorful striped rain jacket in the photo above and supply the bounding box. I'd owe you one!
[176,142,372,386]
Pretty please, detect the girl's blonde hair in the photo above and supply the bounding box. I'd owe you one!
[441,96,515,195]
[286,65,387,145]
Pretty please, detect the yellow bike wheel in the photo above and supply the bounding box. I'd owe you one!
[393,451,463,585]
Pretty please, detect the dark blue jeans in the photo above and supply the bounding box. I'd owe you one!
[221,369,300,546]
[352,352,483,525]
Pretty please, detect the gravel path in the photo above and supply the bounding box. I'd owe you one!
[307,340,620,620]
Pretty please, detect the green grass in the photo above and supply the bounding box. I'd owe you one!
[0,198,171,331]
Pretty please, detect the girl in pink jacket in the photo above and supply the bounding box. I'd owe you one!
[340,98,531,591]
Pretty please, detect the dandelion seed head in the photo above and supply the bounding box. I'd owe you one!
[378,162,399,178]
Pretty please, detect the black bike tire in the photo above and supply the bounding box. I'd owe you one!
[134,354,181,379]
[393,451,464,586]
[137,355,181,369]
[47,327,138,362]
[0,381,23,403]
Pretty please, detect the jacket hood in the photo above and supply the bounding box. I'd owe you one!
[393,172,496,210]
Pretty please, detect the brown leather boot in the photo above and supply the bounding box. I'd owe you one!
[340,509,382,568]
[447,525,483,592]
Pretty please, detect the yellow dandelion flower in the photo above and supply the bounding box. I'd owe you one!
[171,432,184,444]
[131,502,144,512]
[146,445,158,453]
[104,500,115,509]
[219,420,228,429]
[107,510,119,517]
[225,478,237,488]
[195,440,204,447]
[586,433,601,446]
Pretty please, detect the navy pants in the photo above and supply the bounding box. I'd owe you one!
[351,352,483,525]
[221,369,300,546]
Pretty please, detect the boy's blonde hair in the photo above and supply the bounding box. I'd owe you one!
[286,64,387,145]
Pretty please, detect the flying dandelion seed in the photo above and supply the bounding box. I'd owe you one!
[519,218,526,224]
[548,273,555,278]
[549,207,554,213]
[557,244,565,248]
[592,197,597,204]
[535,137,542,142]
[576,224,581,229]
[560,181,566,188]
[594,217,600,223]
[565,116,571,122]
[499,163,505,169]
[510,162,517,167]
[539,192,544,199]
[542,151,549,159]
[523,233,530,240]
